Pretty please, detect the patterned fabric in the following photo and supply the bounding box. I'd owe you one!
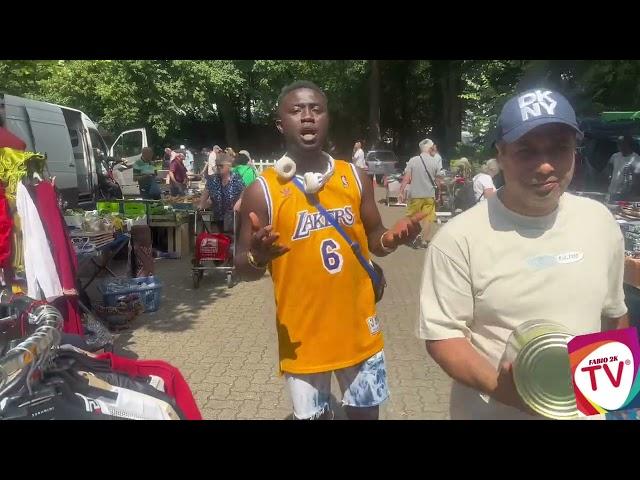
[284,350,388,419]
[205,173,244,221]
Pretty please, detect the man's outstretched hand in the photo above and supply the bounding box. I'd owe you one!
[248,212,290,265]
[382,213,426,249]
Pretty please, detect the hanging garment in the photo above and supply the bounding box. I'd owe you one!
[74,371,180,420]
[0,185,12,269]
[33,181,82,334]
[96,352,202,420]
[34,181,77,292]
[0,148,46,201]
[50,297,82,335]
[0,386,120,420]
[15,183,62,301]
[51,348,182,417]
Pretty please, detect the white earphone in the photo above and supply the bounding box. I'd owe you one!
[274,153,334,194]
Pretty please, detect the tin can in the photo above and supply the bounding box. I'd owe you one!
[504,320,578,419]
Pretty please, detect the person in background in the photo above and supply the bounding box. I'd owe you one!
[608,135,640,201]
[399,138,444,248]
[472,158,500,202]
[202,145,224,178]
[234,151,258,186]
[198,153,244,232]
[225,147,237,159]
[353,140,367,170]
[180,145,194,174]
[133,147,161,199]
[238,149,255,168]
[169,151,188,196]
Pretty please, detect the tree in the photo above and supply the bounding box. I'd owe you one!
[0,60,58,98]
[368,60,381,148]
[431,60,463,160]
[4,59,639,160]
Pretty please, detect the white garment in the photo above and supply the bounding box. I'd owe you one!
[183,150,194,173]
[15,182,62,301]
[77,371,179,420]
[206,151,217,176]
[608,152,640,196]
[418,192,627,419]
[353,148,366,169]
[472,173,495,202]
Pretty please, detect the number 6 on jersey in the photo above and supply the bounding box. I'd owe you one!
[320,239,343,274]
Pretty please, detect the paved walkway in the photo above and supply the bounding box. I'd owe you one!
[101,187,451,419]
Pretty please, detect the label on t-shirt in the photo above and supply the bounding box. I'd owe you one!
[366,316,381,335]
[527,251,584,269]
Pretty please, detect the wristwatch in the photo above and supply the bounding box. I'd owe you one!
[247,251,267,270]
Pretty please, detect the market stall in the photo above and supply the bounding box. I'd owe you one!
[0,145,202,420]
[610,201,640,327]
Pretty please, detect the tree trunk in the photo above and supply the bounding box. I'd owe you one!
[368,60,381,149]
[432,60,462,164]
[398,60,413,154]
[245,93,252,125]
[218,96,239,149]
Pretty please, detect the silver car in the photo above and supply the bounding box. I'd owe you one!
[365,150,399,180]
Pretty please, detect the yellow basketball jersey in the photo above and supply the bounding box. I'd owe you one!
[257,159,384,374]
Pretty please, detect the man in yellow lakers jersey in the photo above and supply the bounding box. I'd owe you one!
[235,81,424,420]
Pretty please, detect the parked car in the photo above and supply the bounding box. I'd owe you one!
[365,150,399,184]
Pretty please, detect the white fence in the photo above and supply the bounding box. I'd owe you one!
[253,159,277,173]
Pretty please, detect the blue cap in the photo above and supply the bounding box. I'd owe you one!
[496,88,583,143]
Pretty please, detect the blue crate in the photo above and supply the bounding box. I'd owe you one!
[97,276,163,313]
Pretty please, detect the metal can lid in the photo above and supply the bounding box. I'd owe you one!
[513,332,578,420]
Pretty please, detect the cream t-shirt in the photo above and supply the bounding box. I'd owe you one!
[418,192,627,419]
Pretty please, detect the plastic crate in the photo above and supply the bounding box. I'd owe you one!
[122,201,147,218]
[97,276,163,313]
[96,201,121,214]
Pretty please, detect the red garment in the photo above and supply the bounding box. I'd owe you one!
[0,126,27,150]
[0,185,12,268]
[96,352,202,420]
[34,182,77,289]
[52,297,83,336]
[169,159,187,184]
[34,181,82,334]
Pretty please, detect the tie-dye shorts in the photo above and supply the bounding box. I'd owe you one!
[284,350,389,419]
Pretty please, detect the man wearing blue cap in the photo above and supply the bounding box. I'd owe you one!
[417,88,629,419]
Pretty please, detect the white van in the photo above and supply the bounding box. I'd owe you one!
[1,93,148,207]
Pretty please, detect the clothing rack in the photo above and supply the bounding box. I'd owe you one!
[0,294,63,393]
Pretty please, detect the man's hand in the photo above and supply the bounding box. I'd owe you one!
[381,212,426,249]
[249,212,290,265]
[491,363,537,415]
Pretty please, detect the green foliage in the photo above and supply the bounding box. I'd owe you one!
[2,59,639,154]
